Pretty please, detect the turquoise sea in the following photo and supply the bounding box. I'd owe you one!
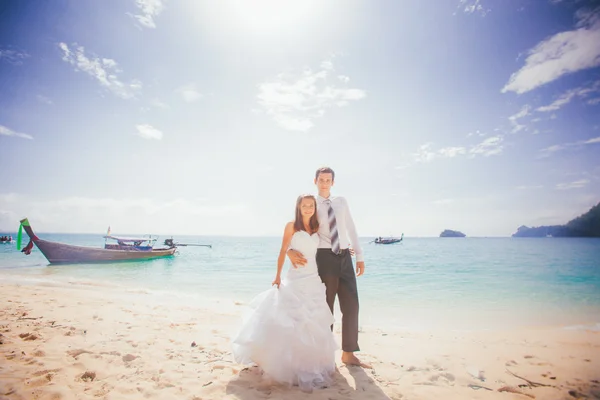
[1,233,599,332]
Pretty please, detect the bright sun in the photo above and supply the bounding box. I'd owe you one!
[192,0,326,36]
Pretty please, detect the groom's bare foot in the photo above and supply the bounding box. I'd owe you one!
[341,351,372,368]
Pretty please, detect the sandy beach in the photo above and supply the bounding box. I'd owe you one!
[1,282,599,400]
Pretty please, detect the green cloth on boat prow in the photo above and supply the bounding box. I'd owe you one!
[17,218,30,251]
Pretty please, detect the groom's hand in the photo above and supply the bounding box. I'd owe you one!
[356,261,365,277]
[287,249,307,268]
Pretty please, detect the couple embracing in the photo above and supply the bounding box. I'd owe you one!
[232,166,368,392]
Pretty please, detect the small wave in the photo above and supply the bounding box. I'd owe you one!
[562,322,600,331]
[66,279,119,288]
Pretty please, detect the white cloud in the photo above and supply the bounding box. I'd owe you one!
[502,7,600,94]
[257,60,366,132]
[539,135,600,157]
[556,179,589,190]
[412,143,438,163]
[320,60,334,70]
[36,95,53,105]
[176,83,202,102]
[587,97,600,105]
[538,144,566,157]
[393,164,410,170]
[508,104,531,133]
[338,75,350,83]
[438,146,467,157]
[457,0,489,16]
[412,136,503,164]
[466,130,487,137]
[584,136,600,144]
[0,124,33,140]
[135,124,163,140]
[516,185,543,190]
[469,136,504,156]
[508,105,530,121]
[272,115,314,132]
[537,80,600,111]
[58,43,142,99]
[509,105,530,121]
[432,199,454,205]
[0,194,248,234]
[0,47,29,65]
[150,98,169,109]
[130,0,165,29]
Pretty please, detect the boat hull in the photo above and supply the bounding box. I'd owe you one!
[34,239,176,264]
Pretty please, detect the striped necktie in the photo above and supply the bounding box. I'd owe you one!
[325,199,340,254]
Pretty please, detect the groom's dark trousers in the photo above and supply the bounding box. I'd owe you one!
[316,248,360,352]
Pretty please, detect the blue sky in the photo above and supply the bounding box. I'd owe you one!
[1,0,599,237]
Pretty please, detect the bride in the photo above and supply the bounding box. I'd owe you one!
[231,194,338,391]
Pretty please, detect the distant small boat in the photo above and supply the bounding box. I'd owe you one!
[17,218,177,264]
[373,233,404,244]
[0,236,13,244]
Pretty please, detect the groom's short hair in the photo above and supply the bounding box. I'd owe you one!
[315,166,335,181]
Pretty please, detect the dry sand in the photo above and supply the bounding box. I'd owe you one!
[1,282,599,400]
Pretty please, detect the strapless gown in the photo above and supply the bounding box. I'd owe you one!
[231,230,338,391]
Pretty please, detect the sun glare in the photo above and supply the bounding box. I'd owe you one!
[193,0,326,36]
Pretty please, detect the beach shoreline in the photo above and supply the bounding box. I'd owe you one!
[2,269,599,334]
[1,281,600,399]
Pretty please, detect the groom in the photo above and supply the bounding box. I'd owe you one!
[288,166,367,367]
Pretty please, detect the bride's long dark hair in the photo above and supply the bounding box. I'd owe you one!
[293,194,319,234]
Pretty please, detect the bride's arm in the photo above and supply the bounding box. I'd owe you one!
[286,229,307,266]
[277,222,295,278]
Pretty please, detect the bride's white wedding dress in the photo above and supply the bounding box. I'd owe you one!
[231,230,337,391]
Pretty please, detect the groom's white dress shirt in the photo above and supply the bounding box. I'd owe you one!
[316,195,364,262]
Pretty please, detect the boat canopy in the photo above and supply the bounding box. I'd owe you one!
[103,235,156,242]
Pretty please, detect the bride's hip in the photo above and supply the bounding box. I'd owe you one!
[285,268,320,281]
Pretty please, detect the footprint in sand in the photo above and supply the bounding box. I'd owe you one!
[428,362,444,371]
[466,366,486,382]
[67,349,93,359]
[100,351,121,357]
[122,354,138,362]
[430,372,456,385]
[413,371,455,386]
[26,376,53,388]
[79,371,96,382]
[19,332,40,341]
[33,368,61,377]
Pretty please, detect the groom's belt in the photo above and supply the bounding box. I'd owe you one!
[317,248,349,256]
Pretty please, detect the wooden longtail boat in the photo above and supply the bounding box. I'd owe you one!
[17,218,176,264]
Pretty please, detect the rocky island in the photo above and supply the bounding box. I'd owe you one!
[440,229,466,237]
[512,201,600,237]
